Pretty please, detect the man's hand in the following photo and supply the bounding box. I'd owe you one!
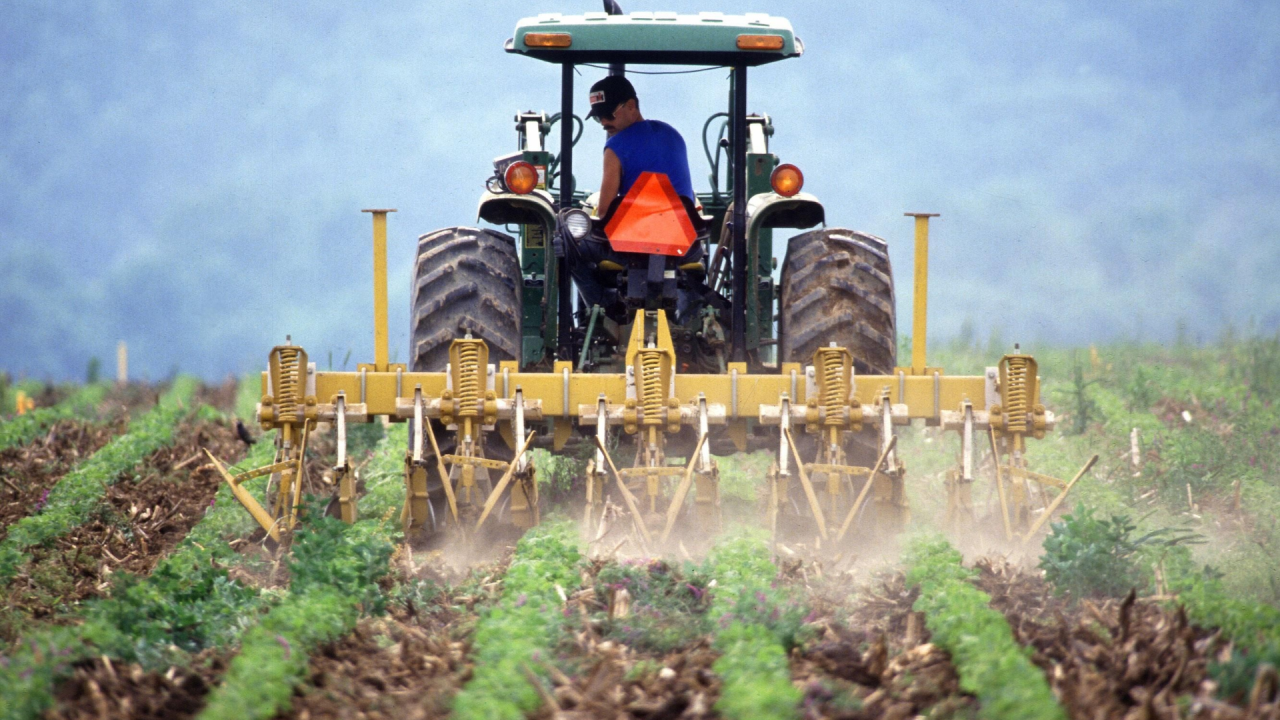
[597,148,622,217]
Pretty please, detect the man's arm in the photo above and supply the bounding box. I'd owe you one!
[596,148,621,217]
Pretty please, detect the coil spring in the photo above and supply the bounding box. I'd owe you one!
[819,350,846,423]
[1004,356,1030,434]
[275,347,301,423]
[455,341,482,416]
[638,350,663,423]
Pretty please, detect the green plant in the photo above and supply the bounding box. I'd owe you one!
[197,502,395,720]
[452,521,582,720]
[1052,352,1103,435]
[905,535,1066,720]
[595,559,710,653]
[703,530,804,720]
[1039,504,1202,599]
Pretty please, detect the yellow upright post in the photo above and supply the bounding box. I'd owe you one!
[905,213,939,374]
[116,340,128,385]
[362,209,396,372]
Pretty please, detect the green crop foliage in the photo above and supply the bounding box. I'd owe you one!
[595,559,711,653]
[197,503,395,720]
[703,530,803,720]
[1039,503,1203,599]
[0,414,282,720]
[0,383,107,452]
[452,520,582,720]
[0,377,197,582]
[905,535,1066,720]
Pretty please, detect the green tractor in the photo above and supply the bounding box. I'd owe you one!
[406,5,903,541]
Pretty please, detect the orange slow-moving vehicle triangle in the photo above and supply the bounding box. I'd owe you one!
[604,172,697,257]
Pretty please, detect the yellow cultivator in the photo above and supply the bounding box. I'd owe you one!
[207,211,1089,551]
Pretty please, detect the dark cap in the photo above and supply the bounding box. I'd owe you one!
[586,75,637,119]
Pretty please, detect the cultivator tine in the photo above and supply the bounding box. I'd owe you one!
[990,427,1014,541]
[203,449,282,542]
[1021,454,1098,542]
[659,433,708,544]
[333,395,357,523]
[584,395,608,531]
[420,391,459,525]
[836,435,897,543]
[594,435,653,552]
[783,427,829,541]
[287,419,311,529]
[474,431,536,531]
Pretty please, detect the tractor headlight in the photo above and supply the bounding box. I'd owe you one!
[562,209,592,240]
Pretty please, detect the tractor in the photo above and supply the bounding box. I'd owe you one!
[209,5,1092,553]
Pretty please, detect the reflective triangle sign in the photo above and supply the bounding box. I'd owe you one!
[604,172,697,256]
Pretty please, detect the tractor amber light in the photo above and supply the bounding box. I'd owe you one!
[524,33,572,48]
[736,34,785,50]
[770,164,804,197]
[505,161,539,195]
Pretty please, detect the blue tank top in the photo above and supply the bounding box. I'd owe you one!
[604,120,695,202]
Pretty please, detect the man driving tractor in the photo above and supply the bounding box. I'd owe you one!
[586,75,695,215]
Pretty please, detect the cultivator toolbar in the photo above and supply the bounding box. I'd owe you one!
[207,211,1089,550]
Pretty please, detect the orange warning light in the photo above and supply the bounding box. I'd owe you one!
[604,172,697,256]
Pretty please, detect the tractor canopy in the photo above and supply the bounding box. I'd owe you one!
[506,11,802,66]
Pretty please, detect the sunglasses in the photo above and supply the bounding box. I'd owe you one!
[592,102,625,123]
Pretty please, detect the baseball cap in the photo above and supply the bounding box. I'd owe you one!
[586,75,637,119]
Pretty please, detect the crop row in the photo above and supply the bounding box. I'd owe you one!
[0,414,271,720]
[196,420,409,719]
[197,508,396,719]
[0,383,108,452]
[903,535,1066,720]
[0,377,198,582]
[453,520,583,720]
[702,532,805,720]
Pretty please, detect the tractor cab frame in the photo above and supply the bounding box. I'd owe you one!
[483,9,822,372]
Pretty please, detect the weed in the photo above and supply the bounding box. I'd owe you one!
[1039,504,1202,599]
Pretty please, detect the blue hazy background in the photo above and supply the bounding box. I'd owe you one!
[2,0,1277,381]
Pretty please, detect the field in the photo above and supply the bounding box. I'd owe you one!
[2,337,1279,720]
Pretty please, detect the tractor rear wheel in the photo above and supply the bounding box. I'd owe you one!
[778,227,896,374]
[778,228,899,538]
[410,227,522,532]
[411,227,521,371]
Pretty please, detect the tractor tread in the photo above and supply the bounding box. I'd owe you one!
[411,226,521,372]
[780,226,897,376]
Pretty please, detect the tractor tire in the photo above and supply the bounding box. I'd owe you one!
[411,227,521,371]
[409,227,521,532]
[779,227,896,374]
[778,228,898,539]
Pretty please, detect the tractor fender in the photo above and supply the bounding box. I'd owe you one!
[745,191,825,238]
[476,189,558,231]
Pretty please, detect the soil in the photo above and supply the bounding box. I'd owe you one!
[98,382,162,420]
[47,653,227,720]
[0,418,125,538]
[973,557,1280,720]
[197,377,240,414]
[792,570,975,720]
[1,419,247,639]
[274,560,502,720]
